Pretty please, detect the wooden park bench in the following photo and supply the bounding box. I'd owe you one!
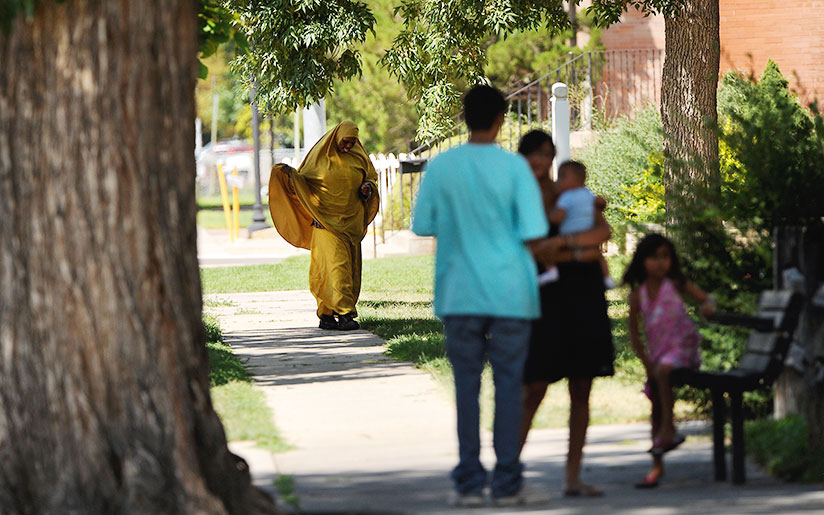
[670,289,805,484]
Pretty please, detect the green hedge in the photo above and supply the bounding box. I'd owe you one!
[746,415,824,482]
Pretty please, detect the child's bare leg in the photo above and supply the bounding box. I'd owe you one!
[520,381,549,452]
[646,390,665,482]
[654,363,676,440]
[566,378,593,490]
[650,382,662,439]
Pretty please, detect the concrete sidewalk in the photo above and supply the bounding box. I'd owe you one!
[206,291,824,514]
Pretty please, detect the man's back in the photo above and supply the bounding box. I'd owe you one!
[412,143,548,319]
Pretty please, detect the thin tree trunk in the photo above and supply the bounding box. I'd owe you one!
[661,0,721,224]
[774,224,824,451]
[0,1,275,512]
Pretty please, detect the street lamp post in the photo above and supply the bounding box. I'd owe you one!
[247,80,271,236]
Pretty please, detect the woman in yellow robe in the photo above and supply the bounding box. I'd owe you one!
[268,121,379,330]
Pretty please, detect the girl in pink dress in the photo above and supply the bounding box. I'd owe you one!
[623,234,715,488]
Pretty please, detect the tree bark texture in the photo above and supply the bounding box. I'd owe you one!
[773,224,824,450]
[661,0,720,223]
[0,1,275,513]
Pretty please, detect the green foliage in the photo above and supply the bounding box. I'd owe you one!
[747,415,824,482]
[485,10,603,91]
[204,313,251,386]
[378,1,682,141]
[227,0,376,115]
[585,0,686,27]
[578,105,665,241]
[670,61,824,297]
[326,0,420,151]
[198,0,248,78]
[274,475,300,508]
[203,312,223,344]
[382,1,569,140]
[718,60,824,231]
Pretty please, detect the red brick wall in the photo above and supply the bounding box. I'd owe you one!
[600,6,665,51]
[600,2,824,104]
[721,1,824,104]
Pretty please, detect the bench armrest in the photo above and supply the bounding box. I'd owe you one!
[706,312,775,331]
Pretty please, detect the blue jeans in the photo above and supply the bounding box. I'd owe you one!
[444,315,530,498]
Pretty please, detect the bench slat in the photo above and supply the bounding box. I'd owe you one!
[706,312,774,331]
[745,332,779,353]
[758,290,795,310]
[737,353,772,373]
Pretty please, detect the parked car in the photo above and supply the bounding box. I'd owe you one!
[196,138,254,185]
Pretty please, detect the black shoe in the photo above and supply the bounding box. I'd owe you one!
[319,314,338,330]
[337,312,360,331]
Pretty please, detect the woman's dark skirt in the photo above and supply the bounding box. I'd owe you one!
[524,261,615,384]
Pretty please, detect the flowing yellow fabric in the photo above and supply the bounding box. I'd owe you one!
[268,121,379,317]
[309,226,362,317]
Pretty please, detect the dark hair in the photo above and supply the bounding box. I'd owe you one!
[518,130,555,156]
[559,160,586,181]
[463,85,508,131]
[622,233,686,289]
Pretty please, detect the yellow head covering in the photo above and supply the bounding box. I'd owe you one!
[268,121,380,249]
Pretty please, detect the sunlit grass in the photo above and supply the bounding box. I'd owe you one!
[204,313,289,452]
[197,207,274,229]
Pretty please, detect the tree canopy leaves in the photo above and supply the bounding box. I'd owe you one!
[225,0,376,116]
[586,0,686,26]
[5,0,686,142]
[381,1,569,139]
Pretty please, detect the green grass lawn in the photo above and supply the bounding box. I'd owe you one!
[204,313,289,452]
[198,193,264,209]
[202,256,311,293]
[197,206,274,230]
[202,254,695,429]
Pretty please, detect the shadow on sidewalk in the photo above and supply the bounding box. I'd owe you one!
[224,327,415,387]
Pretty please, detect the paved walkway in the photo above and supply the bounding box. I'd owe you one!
[206,291,824,514]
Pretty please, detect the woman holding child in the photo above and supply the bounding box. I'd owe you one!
[517,130,614,497]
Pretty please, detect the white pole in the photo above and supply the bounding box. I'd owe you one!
[211,75,219,144]
[302,99,326,152]
[293,108,301,164]
[551,82,570,181]
[195,118,203,154]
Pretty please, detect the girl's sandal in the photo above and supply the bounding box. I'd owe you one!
[634,473,660,489]
[563,484,604,497]
[649,433,686,456]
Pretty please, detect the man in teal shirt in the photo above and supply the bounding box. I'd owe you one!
[412,85,549,507]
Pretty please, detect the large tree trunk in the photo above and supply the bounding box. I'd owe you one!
[0,1,275,513]
[661,0,720,225]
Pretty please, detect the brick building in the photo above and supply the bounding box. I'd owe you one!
[600,2,824,105]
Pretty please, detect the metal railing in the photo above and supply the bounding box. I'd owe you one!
[374,48,664,233]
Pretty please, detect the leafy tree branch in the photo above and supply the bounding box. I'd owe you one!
[225,0,376,115]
